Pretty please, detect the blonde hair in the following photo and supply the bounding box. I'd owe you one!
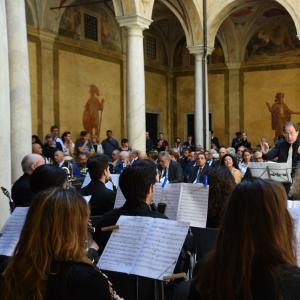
[1,188,90,300]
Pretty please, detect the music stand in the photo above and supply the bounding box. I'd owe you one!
[248,162,292,183]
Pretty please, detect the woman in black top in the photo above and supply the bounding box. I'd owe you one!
[0,188,122,300]
[188,178,300,300]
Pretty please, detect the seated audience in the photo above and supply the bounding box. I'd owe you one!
[159,151,184,183]
[169,149,180,162]
[110,149,120,172]
[72,153,88,183]
[189,152,210,184]
[114,151,130,174]
[148,150,159,163]
[80,154,116,216]
[253,150,264,162]
[183,135,196,152]
[218,146,227,159]
[180,149,194,182]
[0,188,121,300]
[221,153,242,184]
[11,154,45,207]
[236,145,246,164]
[188,178,300,300]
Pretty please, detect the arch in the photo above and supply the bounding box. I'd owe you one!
[25,0,38,27]
[208,0,300,49]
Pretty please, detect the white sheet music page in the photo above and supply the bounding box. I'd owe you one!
[176,183,209,228]
[0,207,29,256]
[98,216,151,274]
[288,200,300,208]
[81,172,91,188]
[98,216,188,280]
[153,183,181,220]
[288,207,300,266]
[113,188,126,208]
[132,218,188,280]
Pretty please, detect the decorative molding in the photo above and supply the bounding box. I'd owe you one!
[187,45,214,56]
[117,15,152,30]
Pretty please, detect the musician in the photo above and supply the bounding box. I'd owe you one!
[80,154,116,216]
[11,154,45,207]
[159,151,184,183]
[188,152,210,184]
[0,188,122,300]
[262,121,300,176]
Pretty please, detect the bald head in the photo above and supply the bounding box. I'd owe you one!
[21,154,45,175]
[32,143,43,155]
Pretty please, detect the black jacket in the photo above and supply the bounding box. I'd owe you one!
[188,164,210,183]
[11,174,32,207]
[160,160,184,183]
[263,138,300,175]
[80,181,116,216]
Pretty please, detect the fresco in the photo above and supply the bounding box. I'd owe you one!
[82,85,104,137]
[245,14,300,60]
[59,7,81,39]
[266,92,300,141]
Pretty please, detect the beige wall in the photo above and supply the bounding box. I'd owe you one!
[58,49,122,142]
[145,71,168,139]
[28,41,38,136]
[244,68,300,146]
[175,73,226,145]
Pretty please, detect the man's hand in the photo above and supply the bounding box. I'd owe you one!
[261,141,269,154]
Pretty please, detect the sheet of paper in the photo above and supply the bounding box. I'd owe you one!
[81,173,91,188]
[153,183,181,220]
[248,162,276,179]
[0,207,28,256]
[288,200,300,208]
[176,183,209,228]
[113,188,126,208]
[98,216,152,274]
[98,216,188,280]
[132,218,188,280]
[288,207,300,266]
[83,195,92,203]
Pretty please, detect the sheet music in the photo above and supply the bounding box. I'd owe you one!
[288,207,300,266]
[98,216,152,274]
[98,216,188,280]
[0,207,28,256]
[83,195,92,203]
[113,188,126,208]
[248,162,276,179]
[153,184,181,220]
[288,200,300,208]
[176,183,209,228]
[133,219,188,280]
[82,173,120,191]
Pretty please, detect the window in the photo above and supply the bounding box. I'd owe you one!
[146,36,157,59]
[84,14,98,41]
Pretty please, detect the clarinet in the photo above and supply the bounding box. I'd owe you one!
[1,187,15,213]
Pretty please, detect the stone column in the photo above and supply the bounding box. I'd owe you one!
[6,0,32,182]
[40,31,56,137]
[189,47,210,149]
[0,0,11,226]
[117,16,152,151]
[226,63,241,145]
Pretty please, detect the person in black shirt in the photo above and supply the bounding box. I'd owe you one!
[80,154,116,216]
[0,188,122,300]
[11,153,45,207]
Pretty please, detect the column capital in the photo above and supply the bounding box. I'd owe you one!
[226,62,241,70]
[188,45,214,57]
[117,15,152,30]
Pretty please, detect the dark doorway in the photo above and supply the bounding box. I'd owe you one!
[146,113,158,144]
[187,113,212,140]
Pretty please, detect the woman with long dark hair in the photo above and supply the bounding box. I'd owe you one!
[0,188,122,300]
[189,178,300,300]
[220,153,242,184]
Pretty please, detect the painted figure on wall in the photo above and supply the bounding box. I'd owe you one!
[82,85,104,137]
[266,92,300,141]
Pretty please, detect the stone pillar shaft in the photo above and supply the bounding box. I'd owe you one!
[6,0,32,182]
[0,0,11,227]
[117,16,151,151]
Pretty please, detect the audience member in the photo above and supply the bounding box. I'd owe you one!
[50,125,64,150]
[218,146,227,159]
[61,131,74,157]
[120,138,131,152]
[72,153,88,182]
[148,150,159,163]
[180,149,194,182]
[101,130,119,159]
[114,151,130,174]
[11,154,45,207]
[173,137,183,153]
[221,153,242,184]
[189,152,209,184]
[189,178,300,300]
[159,151,184,183]
[146,131,154,153]
[231,131,242,150]
[32,134,42,146]
[169,149,180,161]
[43,134,57,161]
[157,132,168,151]
[32,143,43,156]
[210,130,220,149]
[236,145,246,164]
[240,131,251,149]
[91,134,103,154]
[53,150,69,168]
[183,135,196,152]
[238,149,252,176]
[253,150,264,162]
[75,130,93,156]
[81,154,116,216]
[0,188,119,300]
